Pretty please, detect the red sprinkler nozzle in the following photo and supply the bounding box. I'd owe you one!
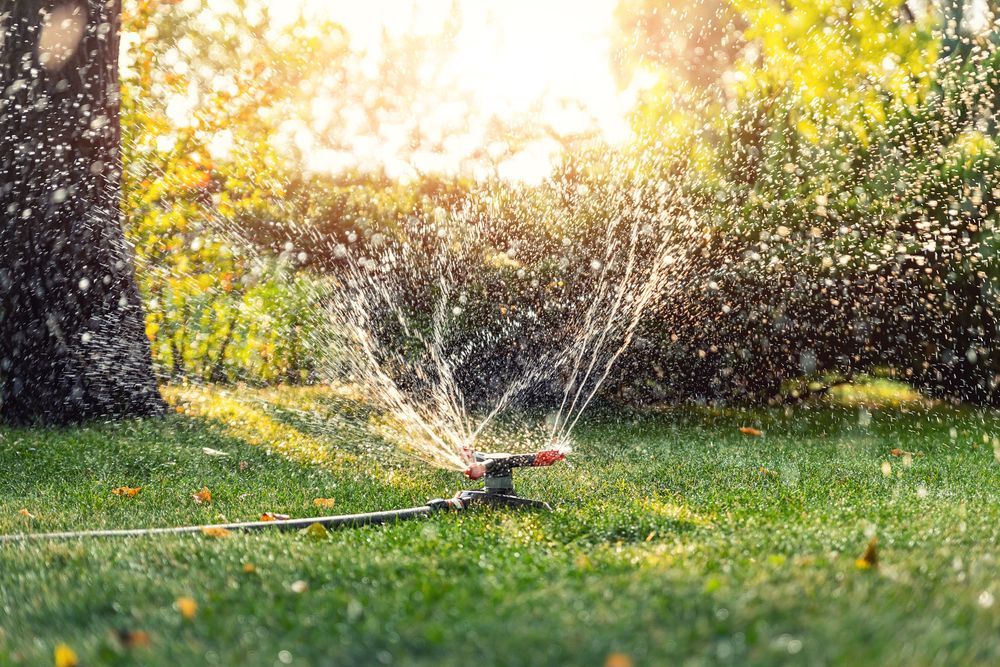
[465,463,487,480]
[532,449,565,467]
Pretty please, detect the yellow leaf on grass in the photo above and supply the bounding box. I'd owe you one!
[855,536,878,570]
[201,526,230,538]
[112,486,141,497]
[54,644,78,667]
[260,513,290,522]
[739,427,764,437]
[176,597,198,619]
[242,563,256,573]
[192,487,212,504]
[18,508,35,519]
[299,522,329,539]
[313,497,335,508]
[605,653,634,667]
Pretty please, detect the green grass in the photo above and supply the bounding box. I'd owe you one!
[1,386,999,666]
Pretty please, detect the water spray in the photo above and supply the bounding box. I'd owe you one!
[0,450,565,543]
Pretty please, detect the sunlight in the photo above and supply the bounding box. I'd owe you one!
[269,0,631,181]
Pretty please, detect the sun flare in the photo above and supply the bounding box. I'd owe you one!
[269,0,631,181]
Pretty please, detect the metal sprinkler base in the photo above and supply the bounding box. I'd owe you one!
[453,488,552,511]
[453,449,565,511]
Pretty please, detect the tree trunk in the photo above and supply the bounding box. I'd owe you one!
[0,0,165,425]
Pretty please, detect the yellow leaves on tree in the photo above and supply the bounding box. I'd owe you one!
[54,644,78,667]
[192,487,212,504]
[112,486,141,497]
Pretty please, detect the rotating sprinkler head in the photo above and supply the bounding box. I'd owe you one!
[454,449,565,510]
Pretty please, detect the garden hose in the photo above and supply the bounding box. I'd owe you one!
[0,450,564,542]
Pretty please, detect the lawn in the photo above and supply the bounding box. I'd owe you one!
[1,385,998,666]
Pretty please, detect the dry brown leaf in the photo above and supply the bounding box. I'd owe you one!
[18,508,35,519]
[259,513,290,522]
[855,536,878,570]
[739,427,764,437]
[54,644,78,667]
[890,448,923,458]
[112,486,141,497]
[200,526,230,538]
[176,597,198,619]
[242,563,256,573]
[313,497,335,508]
[116,629,152,648]
[192,487,212,504]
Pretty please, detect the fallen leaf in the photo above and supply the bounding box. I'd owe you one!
[202,447,229,457]
[759,466,779,479]
[890,448,923,458]
[18,508,35,519]
[238,461,250,472]
[299,522,329,539]
[605,653,634,667]
[855,536,878,570]
[192,487,212,504]
[54,643,78,667]
[200,526,230,538]
[260,513,290,522]
[112,486,141,497]
[242,563,256,573]
[116,629,151,648]
[176,597,198,619]
[739,427,764,437]
[312,497,335,509]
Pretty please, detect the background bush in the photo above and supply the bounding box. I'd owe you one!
[119,0,1000,405]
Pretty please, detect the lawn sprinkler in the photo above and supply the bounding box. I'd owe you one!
[451,449,565,511]
[0,450,564,543]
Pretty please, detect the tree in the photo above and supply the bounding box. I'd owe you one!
[1,0,164,424]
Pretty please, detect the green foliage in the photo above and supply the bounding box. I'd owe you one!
[615,0,1000,403]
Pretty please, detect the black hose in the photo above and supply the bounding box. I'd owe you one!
[0,503,447,543]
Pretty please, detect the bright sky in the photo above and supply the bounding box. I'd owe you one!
[268,0,633,182]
